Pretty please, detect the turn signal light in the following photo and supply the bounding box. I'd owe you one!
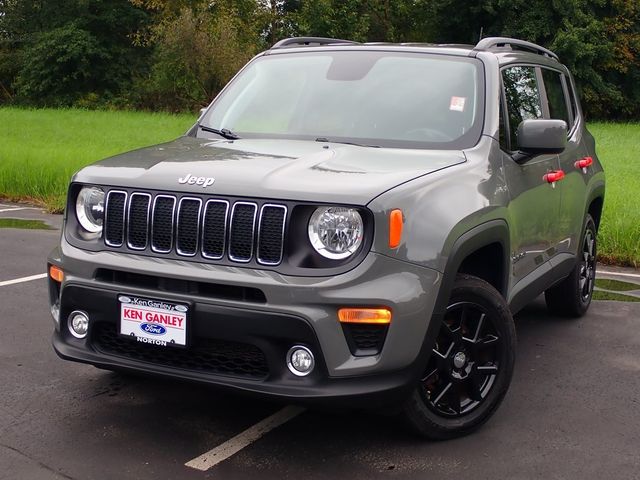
[49,265,64,283]
[389,209,403,249]
[338,308,392,324]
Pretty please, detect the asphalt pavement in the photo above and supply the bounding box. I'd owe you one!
[1,204,639,480]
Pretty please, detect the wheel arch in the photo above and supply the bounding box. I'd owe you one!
[433,219,510,318]
[585,182,605,230]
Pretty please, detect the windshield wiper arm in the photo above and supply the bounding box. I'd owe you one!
[315,137,380,148]
[199,124,241,140]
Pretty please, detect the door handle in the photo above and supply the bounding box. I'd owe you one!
[575,156,593,172]
[543,170,565,187]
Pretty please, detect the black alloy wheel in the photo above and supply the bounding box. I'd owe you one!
[545,214,598,317]
[579,227,596,302]
[422,301,500,417]
[403,275,516,440]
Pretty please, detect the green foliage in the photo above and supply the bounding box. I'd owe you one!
[133,2,263,111]
[0,0,638,118]
[15,25,106,105]
[1,0,149,107]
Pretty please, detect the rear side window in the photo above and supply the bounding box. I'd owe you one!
[502,66,543,149]
[541,69,570,127]
[564,75,579,125]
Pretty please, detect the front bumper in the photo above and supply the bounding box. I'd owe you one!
[49,237,442,405]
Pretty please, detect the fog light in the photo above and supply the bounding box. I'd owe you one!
[68,311,89,339]
[287,346,315,377]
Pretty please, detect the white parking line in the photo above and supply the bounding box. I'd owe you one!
[0,207,37,213]
[185,405,305,471]
[0,273,47,287]
[598,269,640,280]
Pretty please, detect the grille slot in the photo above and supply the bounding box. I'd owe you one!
[176,198,202,256]
[103,191,286,265]
[202,200,229,259]
[151,195,176,253]
[105,191,126,247]
[228,202,257,262]
[92,323,269,379]
[257,204,286,265]
[127,193,151,250]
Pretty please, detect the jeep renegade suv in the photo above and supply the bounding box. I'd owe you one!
[48,37,605,439]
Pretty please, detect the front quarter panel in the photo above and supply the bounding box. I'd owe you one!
[368,137,510,275]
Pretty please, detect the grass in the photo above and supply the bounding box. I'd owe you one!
[592,291,640,302]
[594,278,639,292]
[0,107,195,211]
[0,218,52,229]
[589,123,640,267]
[0,108,638,266]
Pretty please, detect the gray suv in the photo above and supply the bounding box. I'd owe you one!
[48,36,605,439]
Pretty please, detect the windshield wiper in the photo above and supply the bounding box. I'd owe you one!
[315,137,380,148]
[199,124,241,140]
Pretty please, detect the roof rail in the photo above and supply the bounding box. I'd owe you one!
[271,37,359,49]
[474,37,559,61]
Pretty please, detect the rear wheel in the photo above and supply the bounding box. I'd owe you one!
[402,274,516,440]
[545,214,597,317]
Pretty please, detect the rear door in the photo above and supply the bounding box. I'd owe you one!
[539,68,590,259]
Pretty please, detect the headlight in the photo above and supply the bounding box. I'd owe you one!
[76,186,105,233]
[308,206,363,259]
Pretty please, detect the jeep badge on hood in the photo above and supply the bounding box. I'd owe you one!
[178,173,214,188]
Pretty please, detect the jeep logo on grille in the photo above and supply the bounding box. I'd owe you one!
[178,173,215,188]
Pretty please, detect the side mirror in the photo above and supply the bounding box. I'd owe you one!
[198,107,207,120]
[516,119,567,155]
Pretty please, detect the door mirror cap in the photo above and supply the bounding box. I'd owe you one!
[517,119,567,154]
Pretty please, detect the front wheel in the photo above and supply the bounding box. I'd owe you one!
[402,274,516,440]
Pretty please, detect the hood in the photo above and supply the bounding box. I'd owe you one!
[74,136,466,205]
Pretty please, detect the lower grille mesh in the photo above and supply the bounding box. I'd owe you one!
[92,323,269,379]
[343,324,388,356]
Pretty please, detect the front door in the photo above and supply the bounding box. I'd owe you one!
[500,65,562,284]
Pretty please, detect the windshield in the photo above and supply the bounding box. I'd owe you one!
[201,50,484,149]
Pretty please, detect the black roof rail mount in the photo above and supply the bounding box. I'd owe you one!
[474,37,559,61]
[271,37,359,49]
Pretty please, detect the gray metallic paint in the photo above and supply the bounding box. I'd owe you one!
[50,43,605,396]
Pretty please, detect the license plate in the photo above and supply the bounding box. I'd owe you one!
[119,295,188,348]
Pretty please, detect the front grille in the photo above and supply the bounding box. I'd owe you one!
[128,193,151,250]
[229,202,257,262]
[151,196,175,253]
[104,190,287,266]
[92,323,269,379]
[176,198,202,256]
[105,191,126,247]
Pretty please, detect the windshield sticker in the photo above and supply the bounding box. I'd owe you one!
[450,96,466,112]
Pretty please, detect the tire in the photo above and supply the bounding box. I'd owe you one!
[545,214,597,318]
[402,274,516,440]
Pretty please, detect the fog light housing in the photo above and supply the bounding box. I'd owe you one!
[68,311,89,339]
[287,346,315,377]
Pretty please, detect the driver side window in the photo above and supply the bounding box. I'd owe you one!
[502,66,543,150]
